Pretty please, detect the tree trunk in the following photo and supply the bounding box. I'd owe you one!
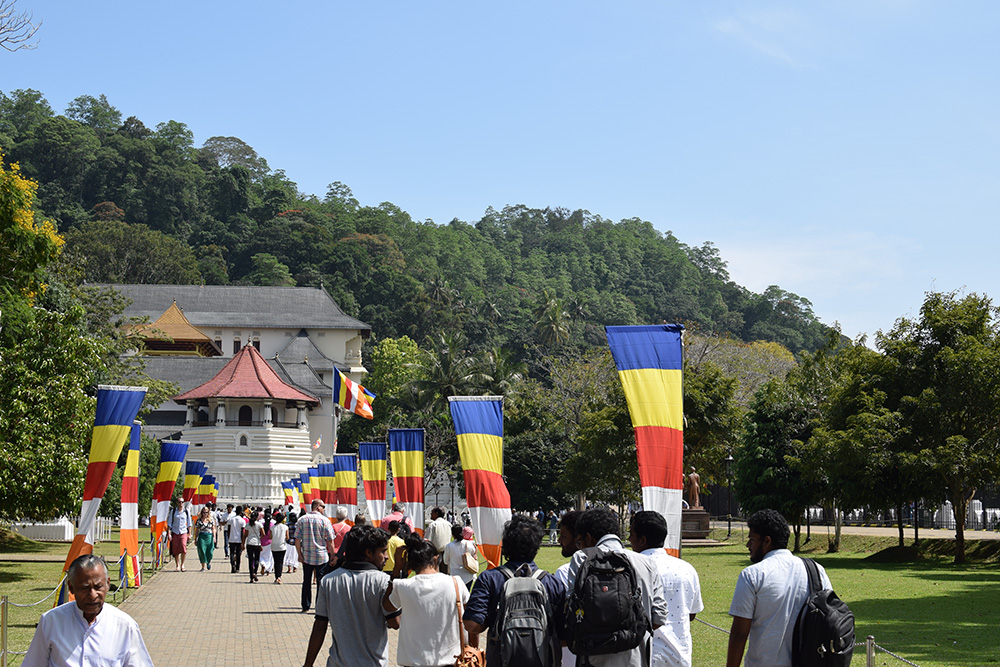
[896,501,905,548]
[952,491,968,564]
[833,506,842,553]
[914,502,919,545]
[576,492,586,512]
[793,522,801,551]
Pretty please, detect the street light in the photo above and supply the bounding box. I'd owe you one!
[449,470,457,520]
[724,454,735,539]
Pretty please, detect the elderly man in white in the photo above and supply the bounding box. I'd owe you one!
[23,554,154,667]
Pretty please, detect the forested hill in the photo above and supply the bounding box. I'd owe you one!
[1,89,832,354]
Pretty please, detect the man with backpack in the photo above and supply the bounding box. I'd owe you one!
[726,509,835,667]
[565,507,667,667]
[463,514,566,666]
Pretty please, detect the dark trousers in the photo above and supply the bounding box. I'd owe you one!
[246,545,261,580]
[273,550,286,579]
[229,542,243,572]
[301,561,329,611]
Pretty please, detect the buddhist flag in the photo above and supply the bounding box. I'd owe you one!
[449,396,510,569]
[334,369,375,419]
[334,454,358,525]
[199,475,215,509]
[606,324,685,556]
[153,441,189,560]
[281,481,294,506]
[309,467,320,507]
[359,442,388,522]
[183,460,206,507]
[120,421,143,589]
[299,473,312,508]
[58,385,147,603]
[294,478,306,512]
[388,429,425,535]
[212,481,219,504]
[318,462,337,519]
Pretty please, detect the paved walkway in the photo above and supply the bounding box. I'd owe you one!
[121,552,399,667]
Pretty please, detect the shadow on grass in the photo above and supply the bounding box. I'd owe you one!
[0,528,51,554]
[0,561,33,583]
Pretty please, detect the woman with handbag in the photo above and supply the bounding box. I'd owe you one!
[444,524,479,590]
[383,536,477,667]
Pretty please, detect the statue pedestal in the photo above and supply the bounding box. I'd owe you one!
[682,507,711,539]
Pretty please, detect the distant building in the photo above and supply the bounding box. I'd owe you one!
[106,284,371,504]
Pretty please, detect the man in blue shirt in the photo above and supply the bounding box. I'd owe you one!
[463,514,565,665]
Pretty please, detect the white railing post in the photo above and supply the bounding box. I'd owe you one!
[866,635,875,667]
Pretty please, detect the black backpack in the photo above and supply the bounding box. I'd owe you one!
[792,558,855,667]
[564,548,650,665]
[489,564,559,667]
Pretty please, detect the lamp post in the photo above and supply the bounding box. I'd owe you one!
[449,471,457,520]
[724,454,734,539]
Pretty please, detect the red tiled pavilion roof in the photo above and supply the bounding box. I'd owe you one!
[173,344,319,405]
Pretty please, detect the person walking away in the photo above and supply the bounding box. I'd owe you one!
[243,510,263,583]
[302,524,396,667]
[219,504,234,558]
[444,523,478,590]
[296,499,337,612]
[424,506,452,574]
[383,521,406,579]
[566,507,668,667]
[628,511,703,667]
[194,506,216,571]
[270,512,288,583]
[22,555,154,667]
[554,510,583,667]
[168,498,193,571]
[227,505,247,573]
[331,506,351,556]
[259,509,274,576]
[286,510,300,574]
[463,514,566,665]
[383,536,469,667]
[726,509,833,667]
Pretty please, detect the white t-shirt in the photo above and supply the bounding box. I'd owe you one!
[22,600,153,667]
[227,514,246,543]
[443,539,478,584]
[270,523,288,551]
[729,549,832,667]
[642,548,704,667]
[244,520,263,547]
[388,573,469,667]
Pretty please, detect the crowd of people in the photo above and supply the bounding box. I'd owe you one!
[24,501,823,667]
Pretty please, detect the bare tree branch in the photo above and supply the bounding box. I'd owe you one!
[1,0,41,52]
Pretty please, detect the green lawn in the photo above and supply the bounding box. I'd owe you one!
[0,527,160,666]
[536,529,1000,667]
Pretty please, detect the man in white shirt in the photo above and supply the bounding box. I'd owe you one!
[22,554,153,667]
[227,505,248,573]
[628,511,703,667]
[423,506,452,573]
[726,509,832,667]
[216,504,233,557]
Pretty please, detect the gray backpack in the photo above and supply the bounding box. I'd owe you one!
[489,564,559,667]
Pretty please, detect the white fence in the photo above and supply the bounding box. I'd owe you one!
[11,516,116,542]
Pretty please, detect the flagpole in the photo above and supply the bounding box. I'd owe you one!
[331,404,340,454]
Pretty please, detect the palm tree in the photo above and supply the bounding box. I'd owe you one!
[477,347,527,396]
[536,301,571,347]
[405,332,482,412]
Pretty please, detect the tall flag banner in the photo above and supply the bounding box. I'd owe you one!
[152,441,189,563]
[199,475,215,509]
[605,324,685,556]
[281,481,295,506]
[308,467,320,508]
[212,481,219,504]
[59,385,147,603]
[299,473,312,508]
[448,396,510,569]
[334,369,375,419]
[317,462,337,519]
[388,429,425,535]
[334,454,358,525]
[294,478,306,512]
[119,421,143,589]
[183,460,206,507]
[359,442,388,522]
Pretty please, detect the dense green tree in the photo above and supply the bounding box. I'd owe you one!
[65,94,121,135]
[63,219,202,284]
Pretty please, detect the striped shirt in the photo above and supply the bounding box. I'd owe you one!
[296,511,336,565]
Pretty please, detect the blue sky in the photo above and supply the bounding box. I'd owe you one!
[6,2,999,343]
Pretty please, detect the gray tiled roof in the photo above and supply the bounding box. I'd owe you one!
[275,330,334,369]
[101,284,371,331]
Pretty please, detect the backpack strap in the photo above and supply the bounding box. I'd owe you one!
[801,557,822,595]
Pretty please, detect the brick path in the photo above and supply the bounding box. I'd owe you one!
[121,551,399,667]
